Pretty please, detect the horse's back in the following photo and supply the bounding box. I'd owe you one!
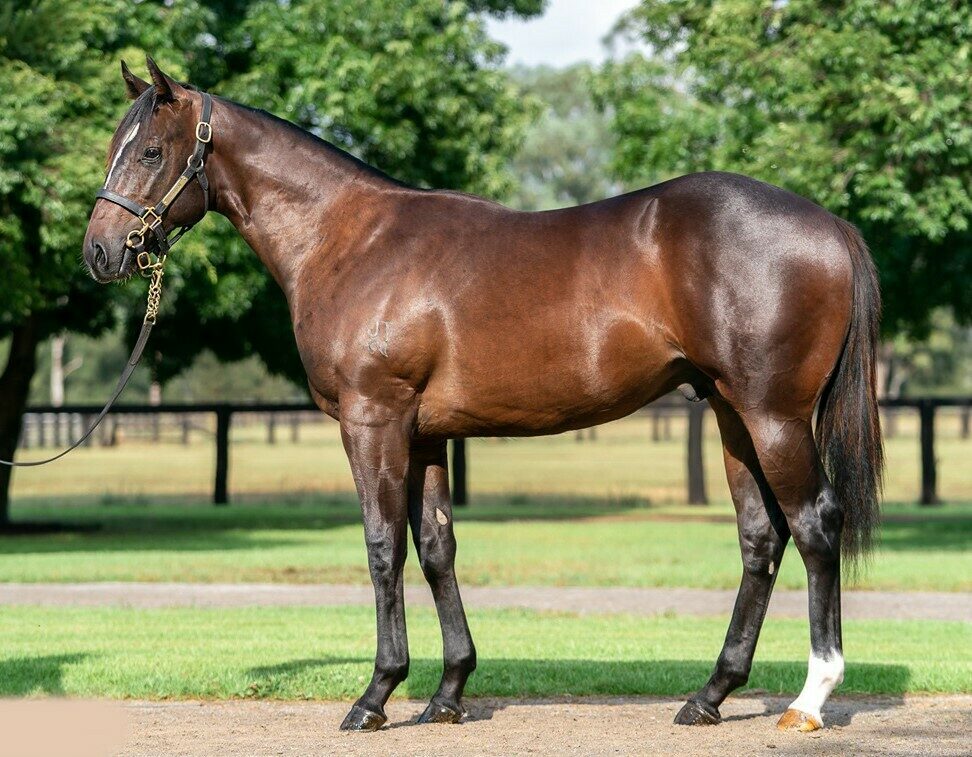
[329,172,855,436]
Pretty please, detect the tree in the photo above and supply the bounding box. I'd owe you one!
[133,0,539,387]
[506,64,624,211]
[594,0,972,337]
[0,0,539,521]
[0,1,136,524]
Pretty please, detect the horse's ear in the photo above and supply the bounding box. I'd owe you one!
[121,60,149,100]
[145,55,188,103]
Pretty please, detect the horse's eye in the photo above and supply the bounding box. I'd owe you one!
[141,147,162,163]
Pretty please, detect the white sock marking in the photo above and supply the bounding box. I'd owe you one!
[788,650,844,725]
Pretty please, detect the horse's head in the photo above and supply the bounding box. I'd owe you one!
[83,57,210,282]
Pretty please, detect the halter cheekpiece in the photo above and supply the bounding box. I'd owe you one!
[95,92,213,278]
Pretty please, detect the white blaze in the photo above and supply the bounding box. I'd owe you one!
[104,122,140,187]
[788,651,845,725]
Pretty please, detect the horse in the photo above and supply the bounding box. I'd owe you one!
[83,58,882,734]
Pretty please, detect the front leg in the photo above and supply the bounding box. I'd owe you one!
[338,397,414,732]
[407,440,477,724]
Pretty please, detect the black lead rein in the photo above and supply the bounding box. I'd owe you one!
[0,93,214,467]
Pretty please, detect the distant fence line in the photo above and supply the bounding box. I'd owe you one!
[17,396,971,507]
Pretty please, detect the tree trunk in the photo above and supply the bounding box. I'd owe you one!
[0,315,41,526]
[50,335,65,406]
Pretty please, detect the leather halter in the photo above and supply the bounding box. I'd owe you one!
[96,92,213,276]
[0,92,215,468]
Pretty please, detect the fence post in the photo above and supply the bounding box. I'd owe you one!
[687,403,707,505]
[961,403,970,440]
[451,438,468,506]
[919,400,938,505]
[267,412,277,445]
[214,408,232,505]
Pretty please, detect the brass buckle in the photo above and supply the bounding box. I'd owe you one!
[139,206,163,230]
[136,250,166,276]
[195,122,212,143]
[126,229,144,249]
[136,250,156,273]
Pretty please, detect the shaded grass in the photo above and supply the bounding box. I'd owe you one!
[0,606,967,699]
[1,498,970,590]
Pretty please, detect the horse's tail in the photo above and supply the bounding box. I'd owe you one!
[816,216,884,563]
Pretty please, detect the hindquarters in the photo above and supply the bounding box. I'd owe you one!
[653,172,882,560]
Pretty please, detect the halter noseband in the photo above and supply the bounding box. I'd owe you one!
[95,92,213,277]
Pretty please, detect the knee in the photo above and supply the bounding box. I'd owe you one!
[365,534,405,584]
[418,535,455,584]
[739,527,786,577]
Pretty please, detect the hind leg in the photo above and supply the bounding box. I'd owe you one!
[407,440,477,724]
[742,412,844,731]
[676,398,790,725]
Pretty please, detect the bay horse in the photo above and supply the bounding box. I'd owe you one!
[83,59,882,733]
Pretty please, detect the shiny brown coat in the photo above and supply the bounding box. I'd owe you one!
[84,61,882,734]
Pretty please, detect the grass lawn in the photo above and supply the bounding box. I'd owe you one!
[1,499,969,591]
[0,605,967,699]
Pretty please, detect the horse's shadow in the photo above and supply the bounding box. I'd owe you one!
[0,653,92,696]
[245,656,909,728]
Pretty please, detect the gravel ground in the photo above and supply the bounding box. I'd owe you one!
[0,582,968,621]
[116,695,972,756]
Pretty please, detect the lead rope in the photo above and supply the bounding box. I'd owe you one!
[0,266,164,467]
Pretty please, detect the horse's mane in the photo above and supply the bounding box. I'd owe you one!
[107,84,409,190]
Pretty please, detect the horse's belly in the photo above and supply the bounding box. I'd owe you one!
[416,310,680,437]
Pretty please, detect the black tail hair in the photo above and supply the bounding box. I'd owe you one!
[817,217,884,562]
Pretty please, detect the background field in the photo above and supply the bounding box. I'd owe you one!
[11,408,972,503]
[2,498,970,592]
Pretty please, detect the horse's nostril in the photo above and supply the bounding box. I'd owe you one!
[93,241,108,269]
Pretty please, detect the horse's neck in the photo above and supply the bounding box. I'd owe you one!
[207,98,395,298]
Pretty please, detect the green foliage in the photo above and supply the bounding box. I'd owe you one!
[0,0,127,336]
[2,0,537,392]
[127,0,536,385]
[594,0,972,336]
[505,64,626,211]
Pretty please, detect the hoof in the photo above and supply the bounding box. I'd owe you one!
[674,700,721,726]
[776,708,822,732]
[340,704,387,732]
[417,700,465,725]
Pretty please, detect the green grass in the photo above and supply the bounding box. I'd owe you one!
[0,605,967,699]
[2,498,969,591]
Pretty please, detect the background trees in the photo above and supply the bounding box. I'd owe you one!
[0,0,542,522]
[505,64,625,211]
[595,0,971,339]
[4,0,970,522]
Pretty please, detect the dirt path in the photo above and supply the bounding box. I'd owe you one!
[112,695,970,756]
[0,582,968,621]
